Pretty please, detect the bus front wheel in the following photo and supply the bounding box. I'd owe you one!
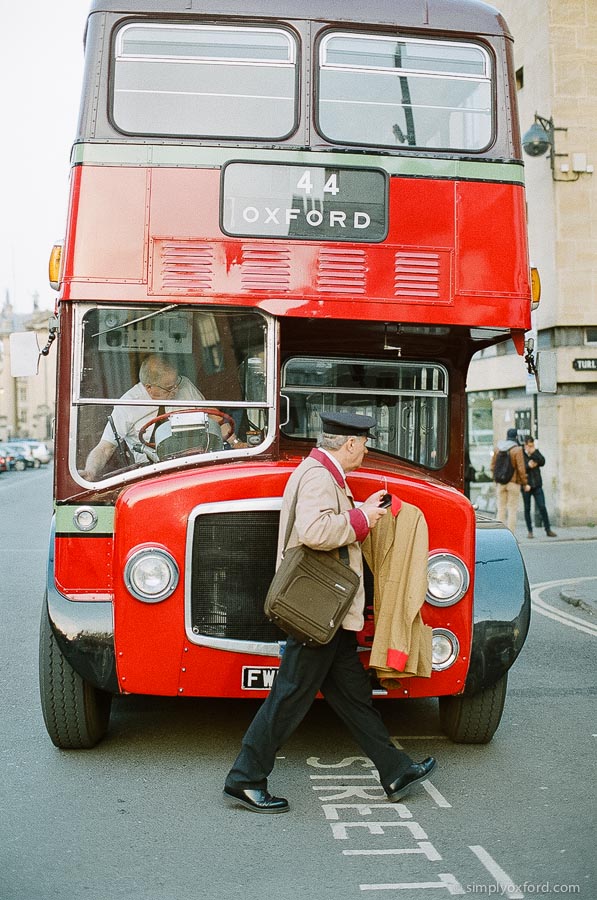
[438,673,508,744]
[39,603,112,749]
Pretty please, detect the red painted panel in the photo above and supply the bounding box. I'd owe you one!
[171,645,468,700]
[62,165,531,331]
[149,167,221,236]
[69,166,148,281]
[54,535,113,595]
[112,464,290,695]
[109,462,475,699]
[390,177,456,247]
[456,181,529,296]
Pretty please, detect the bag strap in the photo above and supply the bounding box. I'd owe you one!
[282,467,350,565]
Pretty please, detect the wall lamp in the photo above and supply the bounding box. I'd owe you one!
[522,113,593,181]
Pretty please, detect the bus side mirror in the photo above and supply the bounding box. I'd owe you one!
[535,350,557,393]
[9,332,41,377]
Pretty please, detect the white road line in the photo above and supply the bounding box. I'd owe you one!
[531,581,597,637]
[533,576,597,590]
[469,845,524,899]
[360,873,465,894]
[323,803,412,820]
[310,775,380,779]
[422,779,452,808]
[534,592,597,625]
[533,597,597,636]
[345,841,442,860]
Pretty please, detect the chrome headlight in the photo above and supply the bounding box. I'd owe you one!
[124,546,179,603]
[431,628,460,671]
[426,553,469,606]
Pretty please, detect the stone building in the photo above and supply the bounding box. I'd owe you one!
[0,296,56,443]
[467,0,597,526]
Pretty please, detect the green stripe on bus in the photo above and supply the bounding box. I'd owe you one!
[55,505,115,535]
[71,143,525,185]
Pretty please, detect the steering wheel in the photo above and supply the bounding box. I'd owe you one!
[138,407,236,450]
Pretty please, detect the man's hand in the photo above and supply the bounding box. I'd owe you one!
[361,490,389,527]
[81,439,116,481]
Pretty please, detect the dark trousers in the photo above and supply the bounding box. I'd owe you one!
[225,629,413,794]
[522,486,551,532]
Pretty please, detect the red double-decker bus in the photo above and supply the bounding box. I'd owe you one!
[39,0,537,748]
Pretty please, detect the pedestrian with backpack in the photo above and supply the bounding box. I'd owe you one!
[490,428,530,534]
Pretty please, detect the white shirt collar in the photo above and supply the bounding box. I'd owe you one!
[317,447,346,481]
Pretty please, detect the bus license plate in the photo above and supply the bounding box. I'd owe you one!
[242,666,279,690]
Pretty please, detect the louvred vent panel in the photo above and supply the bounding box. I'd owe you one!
[394,251,442,298]
[241,245,291,291]
[159,242,215,292]
[317,249,367,294]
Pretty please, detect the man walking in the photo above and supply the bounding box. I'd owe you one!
[522,436,557,538]
[223,411,436,814]
[491,428,530,534]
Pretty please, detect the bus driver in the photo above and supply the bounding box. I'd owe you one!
[81,354,235,480]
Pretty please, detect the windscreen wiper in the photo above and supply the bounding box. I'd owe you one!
[91,304,178,339]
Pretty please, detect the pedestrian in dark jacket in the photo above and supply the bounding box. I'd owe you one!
[522,436,556,538]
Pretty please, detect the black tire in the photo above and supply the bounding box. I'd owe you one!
[439,673,508,744]
[39,601,112,748]
[33,458,41,469]
[15,459,26,471]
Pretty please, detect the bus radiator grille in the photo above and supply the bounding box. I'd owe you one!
[190,510,284,642]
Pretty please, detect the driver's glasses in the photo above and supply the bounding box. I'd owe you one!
[151,375,182,395]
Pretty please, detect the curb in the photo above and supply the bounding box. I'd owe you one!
[559,587,597,615]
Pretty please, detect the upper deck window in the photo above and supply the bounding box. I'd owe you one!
[318,33,492,151]
[113,24,297,139]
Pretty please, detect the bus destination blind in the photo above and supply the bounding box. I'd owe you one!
[221,162,387,242]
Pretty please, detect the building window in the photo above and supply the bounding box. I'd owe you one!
[586,327,597,345]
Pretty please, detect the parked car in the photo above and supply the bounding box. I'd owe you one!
[3,442,40,469]
[0,444,20,472]
[0,450,8,473]
[19,440,52,464]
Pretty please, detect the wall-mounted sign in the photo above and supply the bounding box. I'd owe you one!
[221,161,387,242]
[573,358,597,371]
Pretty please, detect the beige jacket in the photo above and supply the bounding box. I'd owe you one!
[490,444,528,486]
[277,450,370,631]
[363,500,432,687]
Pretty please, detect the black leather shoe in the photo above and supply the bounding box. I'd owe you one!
[386,757,437,802]
[223,786,289,814]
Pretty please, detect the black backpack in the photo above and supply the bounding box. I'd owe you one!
[493,448,515,484]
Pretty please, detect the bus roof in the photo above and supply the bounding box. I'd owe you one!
[87,0,511,39]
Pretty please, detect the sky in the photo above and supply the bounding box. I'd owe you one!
[0,2,89,313]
